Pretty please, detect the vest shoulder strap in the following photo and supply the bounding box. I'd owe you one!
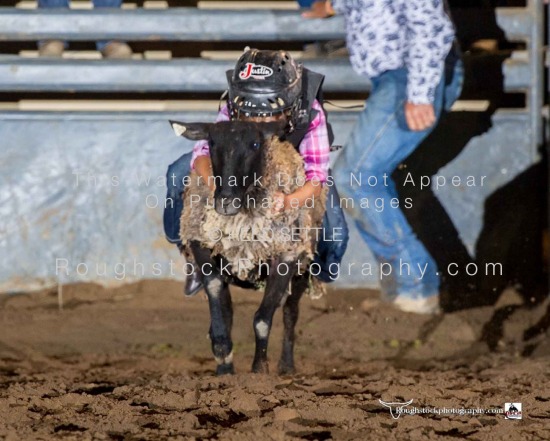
[286,68,335,148]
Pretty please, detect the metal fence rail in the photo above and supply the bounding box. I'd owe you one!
[0,8,346,41]
[0,58,371,92]
[0,56,533,93]
[0,8,535,42]
[0,2,546,292]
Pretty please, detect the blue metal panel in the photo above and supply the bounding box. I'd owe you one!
[0,110,537,292]
[503,55,530,92]
[435,110,534,256]
[495,8,531,42]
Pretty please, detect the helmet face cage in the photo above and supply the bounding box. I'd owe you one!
[226,49,303,123]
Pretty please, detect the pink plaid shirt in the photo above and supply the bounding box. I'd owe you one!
[190,100,330,183]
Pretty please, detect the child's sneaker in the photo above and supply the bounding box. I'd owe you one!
[392,295,441,315]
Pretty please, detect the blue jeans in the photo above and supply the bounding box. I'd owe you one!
[163,154,349,283]
[38,0,123,52]
[297,0,317,7]
[332,54,464,300]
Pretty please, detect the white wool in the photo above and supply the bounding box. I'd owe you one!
[179,137,327,282]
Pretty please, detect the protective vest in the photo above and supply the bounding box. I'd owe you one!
[285,68,335,150]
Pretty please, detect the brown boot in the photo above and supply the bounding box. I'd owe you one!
[101,41,133,60]
[38,40,64,58]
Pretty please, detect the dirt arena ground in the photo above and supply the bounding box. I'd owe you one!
[1,281,549,441]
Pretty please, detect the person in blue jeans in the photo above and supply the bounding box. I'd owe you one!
[326,0,464,314]
[38,0,132,58]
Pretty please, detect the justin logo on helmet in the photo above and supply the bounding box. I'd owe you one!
[239,63,274,80]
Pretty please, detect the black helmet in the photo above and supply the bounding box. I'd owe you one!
[226,48,303,119]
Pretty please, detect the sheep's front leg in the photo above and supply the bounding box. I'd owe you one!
[189,241,235,375]
[278,273,308,375]
[252,258,297,374]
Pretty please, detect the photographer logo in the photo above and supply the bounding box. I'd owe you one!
[504,403,522,420]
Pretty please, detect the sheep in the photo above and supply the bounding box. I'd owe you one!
[170,119,327,375]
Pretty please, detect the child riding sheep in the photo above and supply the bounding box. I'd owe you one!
[164,48,349,296]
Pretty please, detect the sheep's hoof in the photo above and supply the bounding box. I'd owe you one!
[277,362,295,376]
[216,363,235,376]
[251,360,269,374]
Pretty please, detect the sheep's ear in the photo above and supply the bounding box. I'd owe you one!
[169,121,211,140]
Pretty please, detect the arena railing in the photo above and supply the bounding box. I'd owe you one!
[0,1,546,292]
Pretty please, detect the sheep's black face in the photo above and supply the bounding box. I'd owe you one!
[209,121,276,216]
[169,119,286,216]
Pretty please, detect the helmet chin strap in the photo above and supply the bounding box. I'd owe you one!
[218,90,229,112]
